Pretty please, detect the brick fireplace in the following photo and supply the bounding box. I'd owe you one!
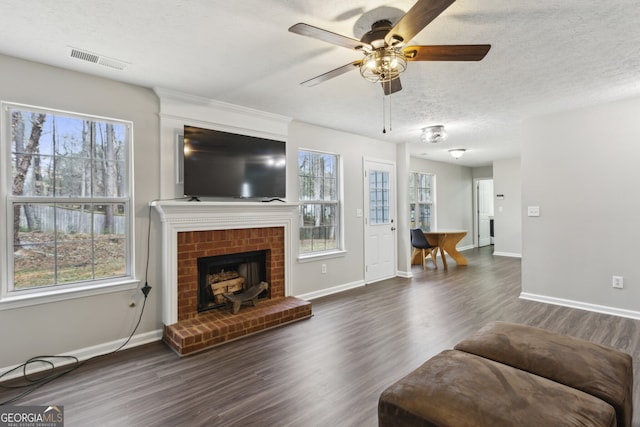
[177,227,283,320]
[152,201,312,356]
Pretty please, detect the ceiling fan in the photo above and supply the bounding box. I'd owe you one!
[289,0,491,95]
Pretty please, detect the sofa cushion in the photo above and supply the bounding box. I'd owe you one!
[454,321,633,427]
[378,349,616,427]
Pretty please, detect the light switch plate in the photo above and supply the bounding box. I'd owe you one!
[527,206,540,217]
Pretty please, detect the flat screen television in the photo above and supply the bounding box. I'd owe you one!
[183,125,286,199]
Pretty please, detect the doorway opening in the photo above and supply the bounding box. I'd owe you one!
[475,178,494,248]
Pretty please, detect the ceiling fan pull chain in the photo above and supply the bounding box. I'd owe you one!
[382,95,386,134]
[389,86,393,132]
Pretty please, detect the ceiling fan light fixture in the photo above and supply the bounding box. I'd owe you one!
[359,48,407,83]
[449,148,466,159]
[289,1,491,95]
[421,125,446,143]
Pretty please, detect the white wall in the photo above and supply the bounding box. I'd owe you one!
[493,158,522,257]
[521,97,640,317]
[0,54,161,368]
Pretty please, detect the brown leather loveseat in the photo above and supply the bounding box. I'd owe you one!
[379,321,633,427]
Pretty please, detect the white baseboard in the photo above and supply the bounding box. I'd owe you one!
[458,245,475,252]
[520,292,640,320]
[296,280,365,301]
[493,251,522,258]
[0,329,163,382]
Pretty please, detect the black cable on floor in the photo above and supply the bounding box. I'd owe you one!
[0,201,159,405]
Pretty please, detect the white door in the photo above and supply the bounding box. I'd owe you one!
[364,160,396,283]
[477,179,493,247]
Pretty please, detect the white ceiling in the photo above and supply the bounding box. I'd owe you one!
[1,0,640,167]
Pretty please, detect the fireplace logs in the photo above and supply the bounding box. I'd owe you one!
[210,277,245,304]
[208,270,245,304]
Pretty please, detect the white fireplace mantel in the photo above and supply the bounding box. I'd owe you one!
[151,200,298,325]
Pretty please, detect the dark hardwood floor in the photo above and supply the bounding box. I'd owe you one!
[2,246,639,426]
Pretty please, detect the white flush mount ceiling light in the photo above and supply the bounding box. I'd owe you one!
[421,125,446,143]
[448,148,466,159]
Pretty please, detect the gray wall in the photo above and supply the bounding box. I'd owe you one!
[288,121,397,296]
[493,158,522,257]
[408,157,474,249]
[472,166,493,179]
[521,97,640,316]
[0,54,162,367]
[0,52,518,371]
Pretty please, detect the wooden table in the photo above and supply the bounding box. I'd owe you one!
[411,230,468,270]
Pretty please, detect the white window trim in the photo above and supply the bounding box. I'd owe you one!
[0,101,136,307]
[0,279,140,311]
[297,148,344,257]
[297,249,347,263]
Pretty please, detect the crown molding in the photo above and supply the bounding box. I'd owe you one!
[153,87,292,125]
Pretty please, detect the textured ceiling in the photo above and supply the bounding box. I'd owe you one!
[1,0,640,166]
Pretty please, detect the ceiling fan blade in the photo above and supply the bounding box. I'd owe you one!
[404,44,491,61]
[289,23,371,51]
[381,77,402,95]
[385,0,455,47]
[300,61,361,87]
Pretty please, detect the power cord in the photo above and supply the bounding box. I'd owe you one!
[0,202,157,405]
[0,356,80,405]
[140,200,153,299]
[0,286,151,405]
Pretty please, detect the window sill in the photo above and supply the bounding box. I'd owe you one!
[0,279,141,311]
[297,250,347,263]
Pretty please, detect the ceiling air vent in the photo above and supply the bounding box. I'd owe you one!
[70,48,99,64]
[69,47,128,71]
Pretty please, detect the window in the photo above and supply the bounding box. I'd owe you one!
[409,172,435,231]
[2,103,133,298]
[298,150,340,254]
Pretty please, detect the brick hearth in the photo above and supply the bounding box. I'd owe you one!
[164,296,312,356]
[162,226,312,356]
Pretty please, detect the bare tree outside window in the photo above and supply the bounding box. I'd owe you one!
[12,112,46,245]
[7,105,131,290]
[298,150,340,254]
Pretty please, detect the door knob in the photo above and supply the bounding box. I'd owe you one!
[391,227,397,231]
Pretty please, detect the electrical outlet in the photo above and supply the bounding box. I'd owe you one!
[527,206,540,217]
[612,276,624,289]
[321,264,327,274]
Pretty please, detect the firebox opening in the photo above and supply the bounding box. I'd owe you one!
[197,250,269,313]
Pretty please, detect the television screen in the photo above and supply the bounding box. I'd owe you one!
[183,126,286,199]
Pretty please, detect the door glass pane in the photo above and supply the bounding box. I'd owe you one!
[369,170,390,224]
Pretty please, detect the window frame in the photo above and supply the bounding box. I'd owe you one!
[297,148,344,260]
[0,102,138,309]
